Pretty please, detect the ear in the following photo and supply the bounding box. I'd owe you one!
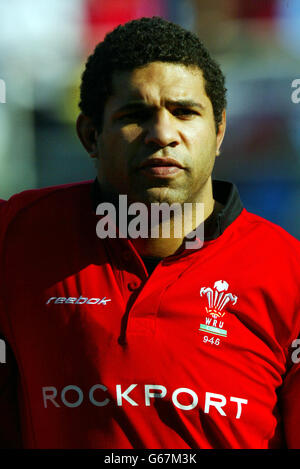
[76,113,99,158]
[216,109,226,157]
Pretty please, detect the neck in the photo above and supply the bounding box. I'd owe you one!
[132,197,215,258]
[97,178,217,258]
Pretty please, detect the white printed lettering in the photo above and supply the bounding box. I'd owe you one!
[230,396,248,419]
[116,384,138,406]
[204,392,227,416]
[144,385,167,406]
[89,384,110,407]
[172,387,198,410]
[42,386,60,408]
[61,385,84,408]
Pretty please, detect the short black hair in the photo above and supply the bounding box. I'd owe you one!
[79,16,227,133]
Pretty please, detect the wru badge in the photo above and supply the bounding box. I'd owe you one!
[199,280,238,340]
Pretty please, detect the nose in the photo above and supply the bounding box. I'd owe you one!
[144,109,180,148]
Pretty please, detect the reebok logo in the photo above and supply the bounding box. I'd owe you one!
[46,296,111,305]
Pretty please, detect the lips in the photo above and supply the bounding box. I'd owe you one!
[138,157,184,177]
[139,157,183,169]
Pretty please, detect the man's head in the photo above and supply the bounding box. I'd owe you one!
[76,16,227,207]
[79,16,226,134]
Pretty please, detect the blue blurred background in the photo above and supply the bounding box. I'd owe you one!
[0,0,299,238]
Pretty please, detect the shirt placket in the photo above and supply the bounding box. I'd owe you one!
[107,237,202,342]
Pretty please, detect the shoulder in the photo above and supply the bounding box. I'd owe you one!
[233,210,300,343]
[235,209,300,272]
[240,209,300,250]
[0,180,94,243]
[0,180,94,221]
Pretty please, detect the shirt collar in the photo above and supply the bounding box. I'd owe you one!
[205,179,244,240]
[90,178,243,242]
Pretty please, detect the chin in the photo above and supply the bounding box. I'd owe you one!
[136,187,188,206]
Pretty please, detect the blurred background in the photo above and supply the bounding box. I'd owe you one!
[0,0,299,238]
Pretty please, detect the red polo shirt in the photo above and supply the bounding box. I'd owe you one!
[0,179,300,449]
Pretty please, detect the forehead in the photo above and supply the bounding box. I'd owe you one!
[109,61,208,105]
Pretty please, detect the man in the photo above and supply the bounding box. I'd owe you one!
[0,16,300,449]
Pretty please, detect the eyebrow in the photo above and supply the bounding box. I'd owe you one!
[113,99,205,114]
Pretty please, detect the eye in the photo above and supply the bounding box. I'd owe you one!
[118,110,150,122]
[172,108,198,117]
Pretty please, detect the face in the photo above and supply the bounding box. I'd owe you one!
[84,61,226,205]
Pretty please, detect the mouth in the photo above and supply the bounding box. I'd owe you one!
[138,158,184,177]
